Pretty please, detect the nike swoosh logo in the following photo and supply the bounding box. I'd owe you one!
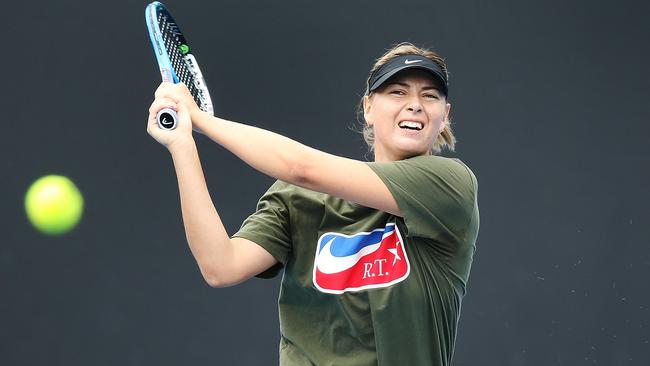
[161,117,173,126]
[315,237,381,274]
[404,59,423,64]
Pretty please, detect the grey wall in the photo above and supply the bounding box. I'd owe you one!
[1,0,648,365]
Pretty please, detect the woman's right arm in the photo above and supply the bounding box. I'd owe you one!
[148,100,277,288]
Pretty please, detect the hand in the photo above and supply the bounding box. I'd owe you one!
[147,96,194,151]
[154,82,204,132]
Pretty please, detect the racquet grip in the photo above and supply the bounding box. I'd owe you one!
[156,108,177,130]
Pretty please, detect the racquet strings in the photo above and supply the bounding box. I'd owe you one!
[157,11,204,110]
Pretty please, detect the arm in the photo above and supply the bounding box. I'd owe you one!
[168,139,277,287]
[155,83,401,217]
[147,100,277,288]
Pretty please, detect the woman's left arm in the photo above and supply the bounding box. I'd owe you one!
[155,82,400,216]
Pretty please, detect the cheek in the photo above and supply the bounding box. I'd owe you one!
[374,103,399,124]
[373,113,396,135]
[429,105,448,123]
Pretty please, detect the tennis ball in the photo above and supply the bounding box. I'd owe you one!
[25,175,84,235]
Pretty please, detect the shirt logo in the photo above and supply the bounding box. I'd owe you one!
[404,59,423,64]
[313,223,410,294]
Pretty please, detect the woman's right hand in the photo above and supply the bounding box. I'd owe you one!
[147,96,194,151]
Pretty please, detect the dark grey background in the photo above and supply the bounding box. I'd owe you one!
[1,0,648,365]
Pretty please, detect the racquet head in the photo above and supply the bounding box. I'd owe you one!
[145,1,213,128]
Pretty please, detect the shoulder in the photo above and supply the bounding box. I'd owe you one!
[368,155,477,192]
[367,155,478,234]
[408,155,474,176]
[262,180,306,198]
[261,180,330,209]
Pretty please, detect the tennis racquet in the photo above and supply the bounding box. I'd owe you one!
[145,1,213,130]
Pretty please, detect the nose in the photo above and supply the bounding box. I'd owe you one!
[406,102,423,113]
[405,94,423,113]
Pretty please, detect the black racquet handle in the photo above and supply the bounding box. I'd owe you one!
[156,108,177,130]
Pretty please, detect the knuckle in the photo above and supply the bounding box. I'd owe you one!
[155,82,170,96]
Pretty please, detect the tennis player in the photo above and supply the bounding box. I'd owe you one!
[147,42,479,366]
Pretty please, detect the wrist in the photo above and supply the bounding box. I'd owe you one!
[167,136,197,155]
[190,109,209,134]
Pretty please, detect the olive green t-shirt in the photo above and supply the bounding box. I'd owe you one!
[233,155,479,366]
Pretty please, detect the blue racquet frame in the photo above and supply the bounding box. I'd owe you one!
[145,2,213,130]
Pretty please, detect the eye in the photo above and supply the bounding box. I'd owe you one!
[390,89,406,96]
[423,93,439,100]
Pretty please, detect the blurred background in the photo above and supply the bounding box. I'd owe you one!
[1,0,648,365]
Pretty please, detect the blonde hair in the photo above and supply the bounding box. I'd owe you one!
[357,42,456,155]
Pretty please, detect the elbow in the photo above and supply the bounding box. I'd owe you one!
[201,266,231,288]
[203,272,229,288]
[203,270,221,288]
[202,266,243,288]
[289,163,308,186]
[205,276,242,288]
[288,152,313,188]
[194,238,240,288]
[205,278,226,288]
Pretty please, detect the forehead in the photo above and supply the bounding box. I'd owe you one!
[384,68,443,89]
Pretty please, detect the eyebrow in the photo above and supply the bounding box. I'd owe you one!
[386,81,440,91]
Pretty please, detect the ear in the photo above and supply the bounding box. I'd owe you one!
[439,102,451,133]
[363,95,373,125]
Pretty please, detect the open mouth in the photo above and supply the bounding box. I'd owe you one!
[398,121,424,131]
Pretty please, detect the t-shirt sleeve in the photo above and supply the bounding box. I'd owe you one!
[232,180,293,279]
[367,155,478,242]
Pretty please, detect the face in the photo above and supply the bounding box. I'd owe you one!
[363,69,451,162]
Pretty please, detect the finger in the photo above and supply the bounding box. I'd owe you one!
[177,82,190,94]
[149,97,176,110]
[154,81,174,98]
[167,82,192,100]
[148,97,177,114]
[154,84,183,105]
[176,102,191,126]
[153,82,166,98]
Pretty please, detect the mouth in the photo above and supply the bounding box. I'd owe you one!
[398,120,424,131]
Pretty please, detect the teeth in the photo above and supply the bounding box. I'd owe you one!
[398,121,423,130]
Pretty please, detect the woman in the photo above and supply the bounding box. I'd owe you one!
[147,43,479,366]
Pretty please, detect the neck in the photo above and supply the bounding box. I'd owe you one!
[373,145,431,162]
[373,145,392,162]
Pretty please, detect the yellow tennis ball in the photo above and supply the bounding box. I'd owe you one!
[25,175,84,235]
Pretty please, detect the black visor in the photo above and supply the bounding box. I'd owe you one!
[366,54,448,96]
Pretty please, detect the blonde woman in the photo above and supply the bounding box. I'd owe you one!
[147,43,479,365]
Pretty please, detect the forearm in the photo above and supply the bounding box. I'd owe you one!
[168,139,233,284]
[185,110,400,215]
[191,110,312,185]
